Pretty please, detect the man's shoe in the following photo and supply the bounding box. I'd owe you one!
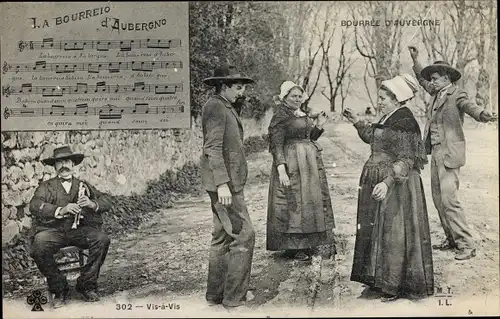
[51,289,69,309]
[223,304,248,313]
[432,240,457,251]
[76,288,100,302]
[455,248,476,260]
[294,251,312,261]
[206,299,222,306]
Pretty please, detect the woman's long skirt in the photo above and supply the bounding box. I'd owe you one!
[350,160,434,297]
[266,140,335,251]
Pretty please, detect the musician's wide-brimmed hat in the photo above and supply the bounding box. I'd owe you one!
[203,65,255,86]
[421,61,462,82]
[41,145,85,166]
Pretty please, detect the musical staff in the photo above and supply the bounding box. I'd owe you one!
[3,104,185,120]
[2,60,183,74]
[18,38,182,52]
[2,82,183,97]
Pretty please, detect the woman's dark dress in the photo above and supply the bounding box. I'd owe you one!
[266,103,335,251]
[350,106,434,298]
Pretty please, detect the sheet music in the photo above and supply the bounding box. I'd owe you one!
[0,2,190,131]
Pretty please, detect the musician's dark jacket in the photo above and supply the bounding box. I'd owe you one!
[29,176,112,235]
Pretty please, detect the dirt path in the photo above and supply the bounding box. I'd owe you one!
[4,122,499,318]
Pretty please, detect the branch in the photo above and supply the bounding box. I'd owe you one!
[322,43,334,96]
[353,26,375,59]
[304,50,325,106]
[363,64,376,109]
[321,90,330,101]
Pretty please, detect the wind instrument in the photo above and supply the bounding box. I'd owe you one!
[72,182,85,229]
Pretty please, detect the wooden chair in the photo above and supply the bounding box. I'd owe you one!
[43,246,89,304]
[56,246,88,273]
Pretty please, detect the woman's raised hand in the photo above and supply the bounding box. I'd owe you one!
[343,108,358,123]
[316,111,329,127]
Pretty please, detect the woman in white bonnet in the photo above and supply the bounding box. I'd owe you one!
[266,81,335,261]
[344,74,434,302]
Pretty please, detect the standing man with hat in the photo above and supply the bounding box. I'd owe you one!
[408,46,497,261]
[200,65,256,310]
[29,145,112,308]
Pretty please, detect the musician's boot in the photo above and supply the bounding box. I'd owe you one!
[51,287,70,308]
[75,285,100,302]
[72,227,110,301]
[30,229,69,303]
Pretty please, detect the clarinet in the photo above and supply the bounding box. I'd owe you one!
[72,182,85,229]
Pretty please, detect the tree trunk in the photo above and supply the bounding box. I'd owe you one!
[475,69,490,110]
[330,98,336,113]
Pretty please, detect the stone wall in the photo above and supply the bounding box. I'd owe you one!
[1,115,272,249]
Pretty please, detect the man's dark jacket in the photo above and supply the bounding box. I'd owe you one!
[29,176,112,234]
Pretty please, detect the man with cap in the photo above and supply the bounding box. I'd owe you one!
[200,65,256,310]
[29,145,112,308]
[408,46,497,261]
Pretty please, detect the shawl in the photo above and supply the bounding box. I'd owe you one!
[374,107,428,170]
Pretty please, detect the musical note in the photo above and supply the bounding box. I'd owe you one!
[2,60,183,73]
[99,104,123,120]
[75,103,89,115]
[161,104,185,113]
[155,84,179,94]
[50,105,65,116]
[21,83,33,94]
[42,86,63,97]
[95,81,107,93]
[63,41,84,51]
[133,103,150,114]
[133,82,146,92]
[19,109,36,117]
[96,40,111,51]
[75,83,88,94]
[107,62,123,73]
[119,40,132,52]
[41,38,55,49]
[131,61,153,72]
[33,61,47,71]
[16,38,182,51]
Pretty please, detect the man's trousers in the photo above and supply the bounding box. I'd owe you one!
[205,191,255,307]
[430,145,475,250]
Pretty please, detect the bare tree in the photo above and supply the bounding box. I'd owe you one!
[351,1,407,114]
[418,0,480,88]
[282,2,315,84]
[301,6,324,90]
[300,3,332,107]
[339,73,354,114]
[363,64,377,111]
[321,26,358,112]
[473,1,497,113]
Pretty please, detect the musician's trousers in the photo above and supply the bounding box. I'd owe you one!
[206,191,255,307]
[30,226,110,294]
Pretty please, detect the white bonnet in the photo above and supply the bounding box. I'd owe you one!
[381,74,419,102]
[279,81,309,103]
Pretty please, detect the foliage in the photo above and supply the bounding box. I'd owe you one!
[189,2,291,120]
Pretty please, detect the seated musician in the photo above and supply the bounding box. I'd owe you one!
[29,145,112,308]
